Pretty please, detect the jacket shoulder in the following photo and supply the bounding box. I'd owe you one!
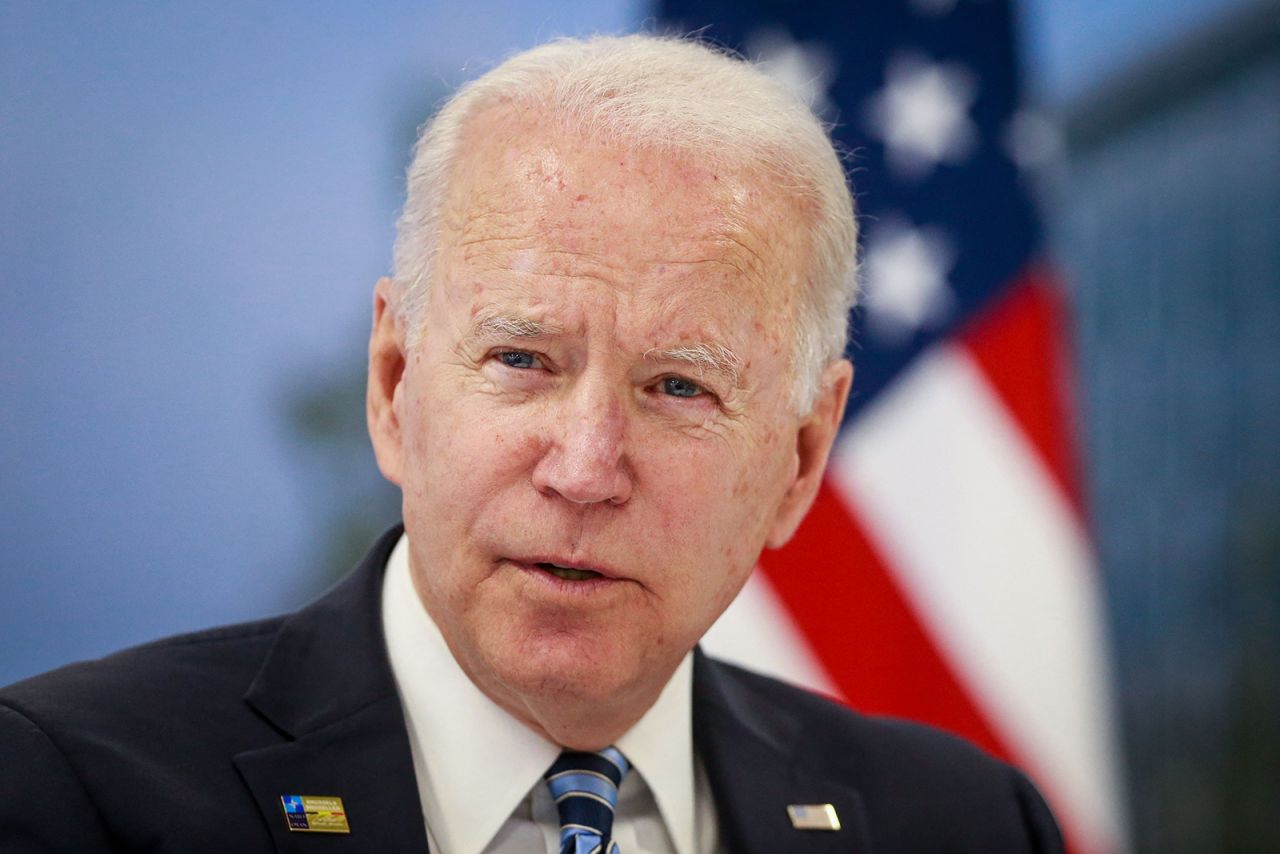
[698,657,1065,852]
[2,617,282,713]
[0,616,287,756]
[0,617,292,852]
[702,657,1001,779]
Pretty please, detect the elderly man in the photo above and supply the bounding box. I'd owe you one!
[0,35,1062,853]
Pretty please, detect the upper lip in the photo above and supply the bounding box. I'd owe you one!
[507,555,623,580]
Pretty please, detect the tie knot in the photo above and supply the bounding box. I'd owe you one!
[545,747,630,854]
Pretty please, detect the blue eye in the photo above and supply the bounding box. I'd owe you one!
[661,376,702,398]
[497,351,538,369]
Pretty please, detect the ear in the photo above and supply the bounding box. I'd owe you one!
[367,277,408,486]
[765,359,853,548]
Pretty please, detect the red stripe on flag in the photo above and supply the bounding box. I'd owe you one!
[960,267,1085,512]
[959,272,1102,853]
[758,480,1012,762]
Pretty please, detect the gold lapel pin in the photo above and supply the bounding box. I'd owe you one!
[787,803,841,831]
[280,795,351,833]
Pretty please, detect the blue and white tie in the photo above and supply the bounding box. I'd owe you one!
[545,746,630,854]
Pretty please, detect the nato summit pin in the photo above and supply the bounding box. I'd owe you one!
[281,795,351,833]
[787,803,841,831]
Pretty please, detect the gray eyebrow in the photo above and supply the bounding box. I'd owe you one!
[465,312,743,388]
[645,343,743,388]
[466,311,562,341]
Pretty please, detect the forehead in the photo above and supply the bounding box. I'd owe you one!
[434,106,811,319]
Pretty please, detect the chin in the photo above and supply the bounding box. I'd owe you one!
[487,628,648,706]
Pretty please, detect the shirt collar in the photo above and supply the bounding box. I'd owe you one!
[381,533,698,854]
[616,652,697,854]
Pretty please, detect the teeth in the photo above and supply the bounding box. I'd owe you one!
[539,563,601,581]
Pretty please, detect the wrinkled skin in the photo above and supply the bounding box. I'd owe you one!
[367,106,851,748]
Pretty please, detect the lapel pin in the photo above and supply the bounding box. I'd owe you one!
[787,803,841,831]
[280,794,351,834]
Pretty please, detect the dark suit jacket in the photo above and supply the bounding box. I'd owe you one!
[0,526,1063,852]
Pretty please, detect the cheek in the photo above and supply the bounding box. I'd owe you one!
[400,392,449,502]
[723,429,795,553]
[731,424,789,496]
[399,382,539,510]
[641,436,777,565]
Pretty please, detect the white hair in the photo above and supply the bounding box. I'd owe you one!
[392,33,858,412]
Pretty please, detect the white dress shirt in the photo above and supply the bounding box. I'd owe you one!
[381,534,722,854]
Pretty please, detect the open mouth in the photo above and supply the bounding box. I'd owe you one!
[535,562,604,582]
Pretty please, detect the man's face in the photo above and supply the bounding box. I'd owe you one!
[369,108,849,745]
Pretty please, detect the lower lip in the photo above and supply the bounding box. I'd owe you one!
[506,560,625,597]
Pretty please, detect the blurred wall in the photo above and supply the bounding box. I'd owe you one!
[1048,3,1280,850]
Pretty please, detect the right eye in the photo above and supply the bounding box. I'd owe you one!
[495,350,543,370]
[658,375,706,399]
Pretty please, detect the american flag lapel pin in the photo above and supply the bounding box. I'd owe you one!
[787,803,842,831]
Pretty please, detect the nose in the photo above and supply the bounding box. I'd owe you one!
[531,377,633,506]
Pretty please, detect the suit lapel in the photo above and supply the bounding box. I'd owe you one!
[233,525,429,852]
[694,652,874,854]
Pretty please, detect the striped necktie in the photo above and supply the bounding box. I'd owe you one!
[544,746,630,854]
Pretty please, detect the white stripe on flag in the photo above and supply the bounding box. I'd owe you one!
[829,342,1125,854]
[703,569,838,698]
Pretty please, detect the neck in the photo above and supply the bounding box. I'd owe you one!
[471,662,666,751]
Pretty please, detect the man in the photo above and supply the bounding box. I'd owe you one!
[0,35,1063,853]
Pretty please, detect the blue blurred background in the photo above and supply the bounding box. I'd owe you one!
[3,2,1277,851]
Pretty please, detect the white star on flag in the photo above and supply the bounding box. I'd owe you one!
[861,219,956,342]
[747,29,837,117]
[865,53,979,180]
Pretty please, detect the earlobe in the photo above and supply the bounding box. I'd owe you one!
[765,360,853,548]
[367,277,408,486]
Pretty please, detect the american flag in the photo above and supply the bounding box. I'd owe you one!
[657,1,1126,852]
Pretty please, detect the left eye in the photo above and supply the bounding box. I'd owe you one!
[660,376,703,398]
[496,350,541,369]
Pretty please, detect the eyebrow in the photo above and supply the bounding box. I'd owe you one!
[465,310,562,342]
[646,342,743,389]
[464,309,744,389]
